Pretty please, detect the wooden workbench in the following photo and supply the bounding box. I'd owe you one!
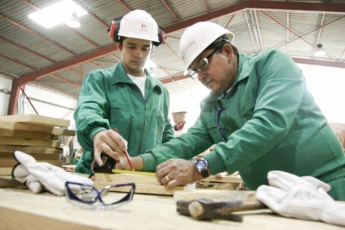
[0,188,342,230]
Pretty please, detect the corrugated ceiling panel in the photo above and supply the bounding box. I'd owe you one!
[258,11,288,51]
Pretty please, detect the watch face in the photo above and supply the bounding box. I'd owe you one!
[196,159,206,169]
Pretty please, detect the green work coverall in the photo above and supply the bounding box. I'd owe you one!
[140,49,345,200]
[74,63,174,174]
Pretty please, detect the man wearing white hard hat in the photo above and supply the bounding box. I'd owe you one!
[74,10,173,174]
[171,108,187,137]
[119,21,345,202]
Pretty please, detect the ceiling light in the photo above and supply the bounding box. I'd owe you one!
[314,44,326,57]
[28,0,87,29]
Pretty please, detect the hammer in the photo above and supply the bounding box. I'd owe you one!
[176,198,267,222]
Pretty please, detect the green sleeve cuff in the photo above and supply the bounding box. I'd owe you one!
[89,127,107,145]
[140,153,157,172]
[204,152,226,175]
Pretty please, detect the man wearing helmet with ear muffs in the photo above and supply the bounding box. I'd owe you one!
[74,9,173,174]
[117,21,345,201]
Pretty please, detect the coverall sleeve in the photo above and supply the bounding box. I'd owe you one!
[161,88,174,143]
[141,117,214,171]
[74,70,111,151]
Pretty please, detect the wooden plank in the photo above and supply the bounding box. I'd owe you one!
[0,121,54,133]
[201,175,243,184]
[0,146,62,154]
[52,127,75,136]
[112,169,156,177]
[0,177,23,188]
[173,190,259,203]
[0,167,13,176]
[0,189,340,230]
[93,181,181,196]
[0,137,60,147]
[0,159,63,167]
[0,152,61,160]
[0,129,58,140]
[92,173,183,196]
[0,114,70,127]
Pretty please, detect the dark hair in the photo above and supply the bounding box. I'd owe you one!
[117,36,154,49]
[206,35,238,55]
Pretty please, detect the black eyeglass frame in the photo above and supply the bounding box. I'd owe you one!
[65,181,136,210]
[187,48,220,79]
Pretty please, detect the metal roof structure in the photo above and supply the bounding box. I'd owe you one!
[1,0,345,115]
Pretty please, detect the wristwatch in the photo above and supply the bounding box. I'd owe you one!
[194,158,209,178]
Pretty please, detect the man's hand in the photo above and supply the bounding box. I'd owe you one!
[93,129,128,167]
[156,158,203,189]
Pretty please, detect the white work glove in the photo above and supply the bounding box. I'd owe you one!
[256,170,345,226]
[12,151,93,196]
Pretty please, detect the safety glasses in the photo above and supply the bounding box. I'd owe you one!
[65,181,135,210]
[187,49,219,79]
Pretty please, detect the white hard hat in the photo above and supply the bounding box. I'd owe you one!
[118,10,159,42]
[179,21,234,69]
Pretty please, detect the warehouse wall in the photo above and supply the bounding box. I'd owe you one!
[0,76,12,116]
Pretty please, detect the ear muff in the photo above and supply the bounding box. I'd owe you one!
[153,26,166,47]
[107,18,122,42]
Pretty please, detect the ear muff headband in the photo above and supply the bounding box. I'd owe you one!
[107,18,166,46]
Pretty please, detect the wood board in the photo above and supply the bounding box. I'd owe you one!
[0,159,63,167]
[52,128,75,136]
[0,114,70,127]
[92,172,183,196]
[0,121,75,136]
[0,167,13,176]
[0,152,60,160]
[0,146,63,154]
[0,129,58,140]
[0,188,340,230]
[0,120,54,133]
[0,137,60,147]
[173,190,259,203]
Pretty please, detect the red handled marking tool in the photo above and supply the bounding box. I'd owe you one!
[114,128,135,171]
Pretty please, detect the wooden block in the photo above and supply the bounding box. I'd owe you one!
[201,175,243,184]
[0,159,63,167]
[0,152,61,160]
[0,167,13,176]
[0,137,60,147]
[52,127,75,136]
[173,190,258,203]
[92,173,183,196]
[62,165,76,172]
[0,177,24,188]
[93,172,158,184]
[0,121,54,133]
[0,129,58,140]
[0,114,70,127]
[0,146,63,154]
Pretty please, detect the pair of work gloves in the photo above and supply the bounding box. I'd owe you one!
[256,170,345,226]
[12,151,93,196]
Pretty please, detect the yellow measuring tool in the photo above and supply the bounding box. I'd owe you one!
[112,169,156,177]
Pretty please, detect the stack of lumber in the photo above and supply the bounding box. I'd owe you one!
[0,114,75,176]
